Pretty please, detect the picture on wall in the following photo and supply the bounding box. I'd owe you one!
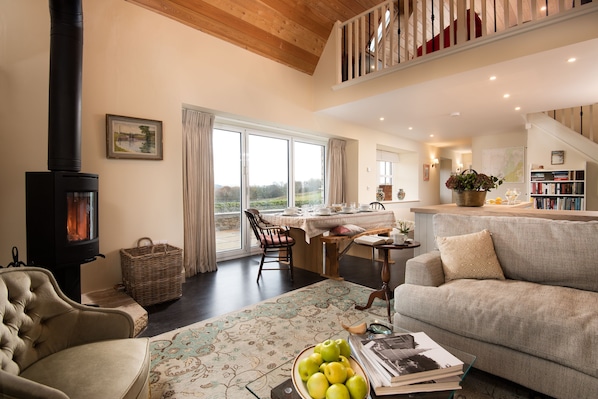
[106,114,163,160]
[423,164,430,181]
[551,150,565,165]
[481,146,524,183]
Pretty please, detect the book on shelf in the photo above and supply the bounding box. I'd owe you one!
[348,332,463,395]
[353,235,393,246]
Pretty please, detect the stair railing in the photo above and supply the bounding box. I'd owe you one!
[545,104,597,144]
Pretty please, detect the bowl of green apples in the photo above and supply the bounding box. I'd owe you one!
[292,338,369,399]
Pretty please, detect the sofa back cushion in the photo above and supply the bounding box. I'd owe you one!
[0,268,76,374]
[433,214,598,292]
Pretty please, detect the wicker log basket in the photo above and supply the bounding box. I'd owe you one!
[120,237,183,306]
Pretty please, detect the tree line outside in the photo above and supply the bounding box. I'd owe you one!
[215,178,323,213]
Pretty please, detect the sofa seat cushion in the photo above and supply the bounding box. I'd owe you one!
[395,279,598,378]
[20,338,150,399]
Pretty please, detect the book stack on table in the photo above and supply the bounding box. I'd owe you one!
[348,332,464,396]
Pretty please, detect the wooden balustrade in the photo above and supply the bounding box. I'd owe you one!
[338,0,593,84]
[545,104,598,144]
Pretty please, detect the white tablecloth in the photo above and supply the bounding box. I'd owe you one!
[261,210,396,242]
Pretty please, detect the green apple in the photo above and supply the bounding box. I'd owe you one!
[338,355,351,370]
[319,362,328,373]
[298,357,320,382]
[309,352,324,366]
[314,342,323,354]
[319,339,341,362]
[345,366,355,379]
[306,372,329,399]
[324,361,347,384]
[335,338,352,359]
[345,375,368,399]
[325,383,350,399]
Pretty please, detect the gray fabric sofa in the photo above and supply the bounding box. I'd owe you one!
[0,267,150,399]
[393,213,598,399]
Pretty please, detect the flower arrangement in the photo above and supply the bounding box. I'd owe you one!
[445,169,503,192]
[396,220,414,235]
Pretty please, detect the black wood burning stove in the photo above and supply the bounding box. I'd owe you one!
[26,171,100,301]
[26,0,102,302]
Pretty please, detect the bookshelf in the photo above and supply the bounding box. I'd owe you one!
[530,166,586,211]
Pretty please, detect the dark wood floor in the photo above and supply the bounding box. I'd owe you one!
[139,250,413,337]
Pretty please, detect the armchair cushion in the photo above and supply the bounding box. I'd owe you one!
[20,338,150,399]
[0,267,150,399]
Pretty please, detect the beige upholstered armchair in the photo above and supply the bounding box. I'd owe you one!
[0,267,150,399]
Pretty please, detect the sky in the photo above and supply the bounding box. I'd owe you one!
[213,129,323,186]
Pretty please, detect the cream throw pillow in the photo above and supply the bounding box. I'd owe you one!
[436,229,505,282]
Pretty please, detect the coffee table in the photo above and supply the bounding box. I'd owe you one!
[246,328,475,399]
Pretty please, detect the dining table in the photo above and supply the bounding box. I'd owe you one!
[261,209,396,277]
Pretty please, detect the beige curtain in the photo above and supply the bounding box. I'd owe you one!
[326,138,346,204]
[182,108,217,276]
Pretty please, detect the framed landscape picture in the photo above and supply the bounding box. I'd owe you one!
[106,114,163,160]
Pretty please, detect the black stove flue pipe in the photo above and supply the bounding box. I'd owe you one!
[48,0,83,172]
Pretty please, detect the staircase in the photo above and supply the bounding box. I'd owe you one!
[545,104,598,145]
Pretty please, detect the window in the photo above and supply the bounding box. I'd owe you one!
[213,121,326,259]
[378,160,393,186]
[376,149,418,201]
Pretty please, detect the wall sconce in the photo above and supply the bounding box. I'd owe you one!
[431,158,439,168]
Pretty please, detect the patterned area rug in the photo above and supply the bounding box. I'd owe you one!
[149,280,546,399]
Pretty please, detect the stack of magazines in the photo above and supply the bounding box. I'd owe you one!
[348,331,464,395]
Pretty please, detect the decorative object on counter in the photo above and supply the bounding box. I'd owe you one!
[375,187,384,201]
[505,188,520,205]
[445,169,503,207]
[397,188,405,200]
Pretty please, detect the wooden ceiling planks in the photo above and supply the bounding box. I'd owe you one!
[126,0,385,75]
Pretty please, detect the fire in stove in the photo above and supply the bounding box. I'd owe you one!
[66,191,97,242]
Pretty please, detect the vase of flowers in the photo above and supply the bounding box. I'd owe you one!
[445,169,503,207]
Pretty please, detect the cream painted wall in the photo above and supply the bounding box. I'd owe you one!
[0,0,439,293]
[471,130,528,200]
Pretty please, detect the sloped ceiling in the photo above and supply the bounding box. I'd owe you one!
[126,0,385,75]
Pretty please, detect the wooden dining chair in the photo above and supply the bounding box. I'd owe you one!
[244,209,295,282]
[369,201,386,210]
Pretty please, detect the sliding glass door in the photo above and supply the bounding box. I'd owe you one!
[213,123,326,260]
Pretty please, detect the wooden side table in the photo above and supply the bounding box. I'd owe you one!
[355,241,420,322]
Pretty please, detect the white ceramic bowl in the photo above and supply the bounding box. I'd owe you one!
[291,345,370,399]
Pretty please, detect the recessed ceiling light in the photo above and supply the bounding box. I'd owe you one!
[429,134,434,138]
[489,76,497,81]
[568,57,576,63]
[379,117,385,121]
[450,111,460,117]
[503,93,510,98]
[408,127,413,130]
[515,106,521,111]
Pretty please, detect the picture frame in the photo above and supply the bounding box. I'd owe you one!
[106,114,163,160]
[551,150,564,165]
[423,164,430,181]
